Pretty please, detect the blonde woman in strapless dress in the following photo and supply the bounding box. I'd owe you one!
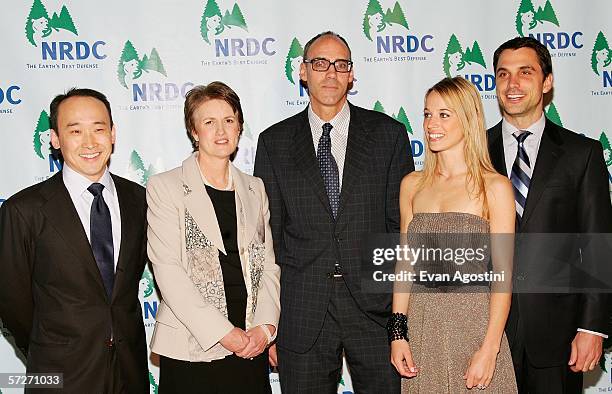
[389,77,518,393]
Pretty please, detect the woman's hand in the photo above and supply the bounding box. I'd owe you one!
[219,327,249,353]
[235,325,271,359]
[390,339,418,378]
[463,345,499,390]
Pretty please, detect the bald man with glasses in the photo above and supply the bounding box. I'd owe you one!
[255,31,414,393]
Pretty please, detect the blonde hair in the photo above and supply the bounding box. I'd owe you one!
[419,77,497,217]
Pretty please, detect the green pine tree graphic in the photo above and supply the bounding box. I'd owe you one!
[464,41,487,68]
[591,31,611,76]
[33,110,51,159]
[534,0,559,27]
[443,34,465,77]
[25,0,51,46]
[545,102,563,127]
[285,38,304,84]
[362,0,385,41]
[373,100,386,113]
[515,0,536,36]
[600,132,612,167]
[395,107,413,134]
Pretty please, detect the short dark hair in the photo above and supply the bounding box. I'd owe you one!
[303,31,352,60]
[493,36,553,78]
[184,81,244,152]
[49,88,114,131]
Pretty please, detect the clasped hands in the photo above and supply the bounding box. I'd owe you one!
[219,325,275,359]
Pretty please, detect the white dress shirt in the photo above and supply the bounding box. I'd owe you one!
[501,113,607,338]
[62,164,122,270]
[308,101,350,190]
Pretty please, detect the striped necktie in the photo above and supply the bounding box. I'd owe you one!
[510,130,532,223]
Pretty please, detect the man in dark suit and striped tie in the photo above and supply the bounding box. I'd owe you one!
[487,37,612,393]
[254,31,414,392]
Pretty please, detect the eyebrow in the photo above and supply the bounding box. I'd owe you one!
[66,121,108,127]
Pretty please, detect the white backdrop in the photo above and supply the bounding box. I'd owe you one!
[1,0,611,392]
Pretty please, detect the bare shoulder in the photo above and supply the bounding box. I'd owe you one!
[484,172,512,199]
[400,171,423,195]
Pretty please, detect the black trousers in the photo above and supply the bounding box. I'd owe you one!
[159,352,271,394]
[511,327,582,394]
[277,278,400,394]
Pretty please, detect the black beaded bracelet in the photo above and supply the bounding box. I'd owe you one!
[386,312,408,343]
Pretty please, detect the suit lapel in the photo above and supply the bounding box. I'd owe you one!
[337,104,369,219]
[488,121,508,177]
[111,175,140,300]
[41,172,107,297]
[521,120,564,227]
[292,108,333,217]
[181,154,226,254]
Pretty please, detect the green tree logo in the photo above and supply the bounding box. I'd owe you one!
[373,101,413,134]
[515,0,559,37]
[148,371,159,394]
[33,110,52,160]
[200,0,247,44]
[140,267,155,299]
[443,34,486,77]
[126,150,160,186]
[117,41,167,89]
[285,38,304,85]
[25,0,77,47]
[600,132,612,167]
[362,0,409,41]
[591,31,612,76]
[545,102,563,127]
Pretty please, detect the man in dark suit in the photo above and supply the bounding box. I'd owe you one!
[254,31,414,392]
[487,37,611,393]
[0,88,149,393]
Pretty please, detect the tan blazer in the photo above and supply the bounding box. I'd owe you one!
[146,153,280,362]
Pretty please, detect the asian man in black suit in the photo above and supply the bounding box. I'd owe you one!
[0,88,149,393]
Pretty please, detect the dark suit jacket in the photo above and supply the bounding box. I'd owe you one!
[488,118,612,367]
[0,171,149,393]
[254,103,414,353]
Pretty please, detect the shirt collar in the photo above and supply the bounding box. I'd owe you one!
[308,101,350,136]
[502,112,546,140]
[62,163,114,198]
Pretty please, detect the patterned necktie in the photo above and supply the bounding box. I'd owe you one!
[88,183,115,300]
[317,122,340,219]
[510,131,532,223]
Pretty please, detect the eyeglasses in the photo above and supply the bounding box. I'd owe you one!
[303,57,353,73]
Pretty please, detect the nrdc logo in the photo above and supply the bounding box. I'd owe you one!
[591,31,612,90]
[515,0,583,55]
[200,0,275,59]
[25,0,106,63]
[33,110,62,174]
[0,86,21,114]
[443,34,495,95]
[362,0,433,61]
[372,101,424,163]
[117,40,193,103]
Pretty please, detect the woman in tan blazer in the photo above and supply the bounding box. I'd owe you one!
[146,82,280,394]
